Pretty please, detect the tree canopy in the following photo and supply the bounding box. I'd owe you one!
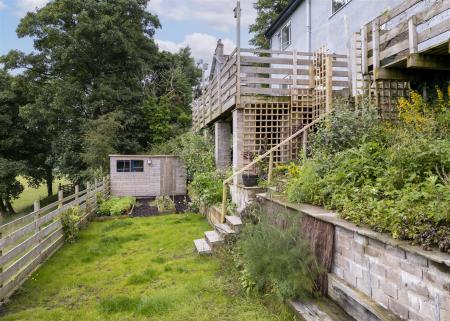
[249,0,291,49]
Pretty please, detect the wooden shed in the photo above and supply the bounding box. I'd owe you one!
[109,155,186,197]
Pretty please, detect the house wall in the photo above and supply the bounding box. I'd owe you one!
[270,0,404,54]
[110,156,186,197]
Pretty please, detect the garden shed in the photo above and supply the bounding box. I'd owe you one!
[109,155,186,197]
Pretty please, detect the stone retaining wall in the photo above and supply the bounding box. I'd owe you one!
[257,194,450,321]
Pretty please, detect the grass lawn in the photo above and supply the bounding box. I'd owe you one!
[1,214,295,321]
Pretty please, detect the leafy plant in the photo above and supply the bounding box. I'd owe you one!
[61,206,83,243]
[238,209,320,300]
[189,170,227,206]
[154,196,176,212]
[98,197,136,216]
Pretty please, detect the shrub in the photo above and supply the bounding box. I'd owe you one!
[238,209,320,301]
[154,196,176,212]
[189,170,226,206]
[97,197,136,216]
[61,206,83,243]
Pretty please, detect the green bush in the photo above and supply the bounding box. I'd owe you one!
[61,206,83,243]
[97,197,136,216]
[189,170,226,206]
[238,209,320,301]
[154,196,176,212]
[286,96,450,251]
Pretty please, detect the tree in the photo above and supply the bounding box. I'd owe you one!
[249,0,291,49]
[0,71,26,216]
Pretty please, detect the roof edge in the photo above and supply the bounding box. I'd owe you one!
[265,0,303,39]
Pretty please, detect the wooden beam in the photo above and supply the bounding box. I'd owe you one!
[408,15,418,54]
[374,68,415,81]
[407,54,450,70]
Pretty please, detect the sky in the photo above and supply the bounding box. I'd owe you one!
[0,0,257,67]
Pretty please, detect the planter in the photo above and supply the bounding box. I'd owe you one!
[242,173,258,187]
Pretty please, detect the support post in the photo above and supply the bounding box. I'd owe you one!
[215,121,232,170]
[268,151,274,184]
[75,185,79,200]
[221,183,228,223]
[235,1,241,108]
[325,55,333,114]
[408,15,418,54]
[309,63,315,89]
[302,130,308,161]
[372,20,380,69]
[361,25,369,74]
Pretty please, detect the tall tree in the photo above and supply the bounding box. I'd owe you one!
[0,71,26,216]
[249,0,291,49]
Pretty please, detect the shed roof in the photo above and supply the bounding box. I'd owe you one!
[265,0,303,38]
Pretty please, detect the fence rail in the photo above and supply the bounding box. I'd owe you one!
[0,177,110,304]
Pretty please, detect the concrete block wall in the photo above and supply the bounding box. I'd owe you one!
[232,110,244,185]
[332,227,450,321]
[214,121,231,170]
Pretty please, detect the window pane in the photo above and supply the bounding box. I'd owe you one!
[117,160,130,172]
[131,160,144,172]
[282,24,291,50]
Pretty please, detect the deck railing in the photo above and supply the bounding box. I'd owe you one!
[192,48,350,131]
[362,0,450,71]
[0,177,110,303]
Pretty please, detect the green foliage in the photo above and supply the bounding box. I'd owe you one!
[151,132,215,182]
[189,171,226,206]
[154,196,176,212]
[286,96,450,251]
[249,0,291,49]
[61,206,83,243]
[98,197,136,216]
[238,209,320,301]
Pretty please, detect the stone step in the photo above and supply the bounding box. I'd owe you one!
[289,298,355,321]
[225,215,243,232]
[204,230,224,248]
[328,274,402,321]
[194,238,212,255]
[214,223,236,237]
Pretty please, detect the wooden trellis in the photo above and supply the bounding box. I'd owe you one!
[375,80,410,120]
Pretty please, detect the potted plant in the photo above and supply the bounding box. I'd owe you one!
[242,151,259,187]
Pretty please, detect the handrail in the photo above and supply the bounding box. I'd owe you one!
[220,110,332,222]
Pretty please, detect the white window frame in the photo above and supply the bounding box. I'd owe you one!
[281,22,292,50]
[330,0,352,16]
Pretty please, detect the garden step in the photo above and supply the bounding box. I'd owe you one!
[204,230,224,248]
[214,223,236,237]
[225,215,242,232]
[289,298,355,321]
[194,238,212,255]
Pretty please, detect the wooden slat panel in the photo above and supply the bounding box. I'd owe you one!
[418,18,450,44]
[240,87,291,96]
[378,0,422,25]
[241,66,294,75]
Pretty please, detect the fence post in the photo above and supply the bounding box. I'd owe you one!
[325,55,333,114]
[58,190,64,208]
[33,200,40,233]
[268,151,274,184]
[75,185,79,201]
[302,130,308,162]
[86,182,91,215]
[221,183,228,224]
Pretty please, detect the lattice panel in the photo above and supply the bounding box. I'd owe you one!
[375,80,410,120]
[243,102,291,164]
[290,89,314,159]
[313,47,327,118]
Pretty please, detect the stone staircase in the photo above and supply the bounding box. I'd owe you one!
[194,215,243,255]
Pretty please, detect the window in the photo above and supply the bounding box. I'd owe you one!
[331,0,351,15]
[281,23,291,50]
[116,160,144,173]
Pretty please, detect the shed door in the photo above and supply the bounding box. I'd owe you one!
[160,158,176,196]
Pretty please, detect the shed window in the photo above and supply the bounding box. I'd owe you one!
[281,23,291,50]
[116,160,144,173]
[331,0,351,14]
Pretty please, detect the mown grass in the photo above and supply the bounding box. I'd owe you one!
[1,214,295,321]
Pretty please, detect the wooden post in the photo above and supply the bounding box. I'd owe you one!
[86,182,91,215]
[408,15,418,54]
[58,190,64,208]
[325,55,333,114]
[302,130,308,161]
[235,1,241,108]
[221,183,228,223]
[75,185,79,200]
[372,19,380,69]
[268,151,274,184]
[309,63,315,89]
[33,200,40,233]
[361,25,368,75]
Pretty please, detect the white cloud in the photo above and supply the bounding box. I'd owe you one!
[156,32,235,65]
[15,0,49,15]
[149,0,256,32]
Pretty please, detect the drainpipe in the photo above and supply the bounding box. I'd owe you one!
[306,0,312,53]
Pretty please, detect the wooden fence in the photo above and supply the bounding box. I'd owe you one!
[0,177,110,304]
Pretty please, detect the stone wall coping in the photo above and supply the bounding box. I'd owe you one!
[234,184,267,192]
[257,193,450,267]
